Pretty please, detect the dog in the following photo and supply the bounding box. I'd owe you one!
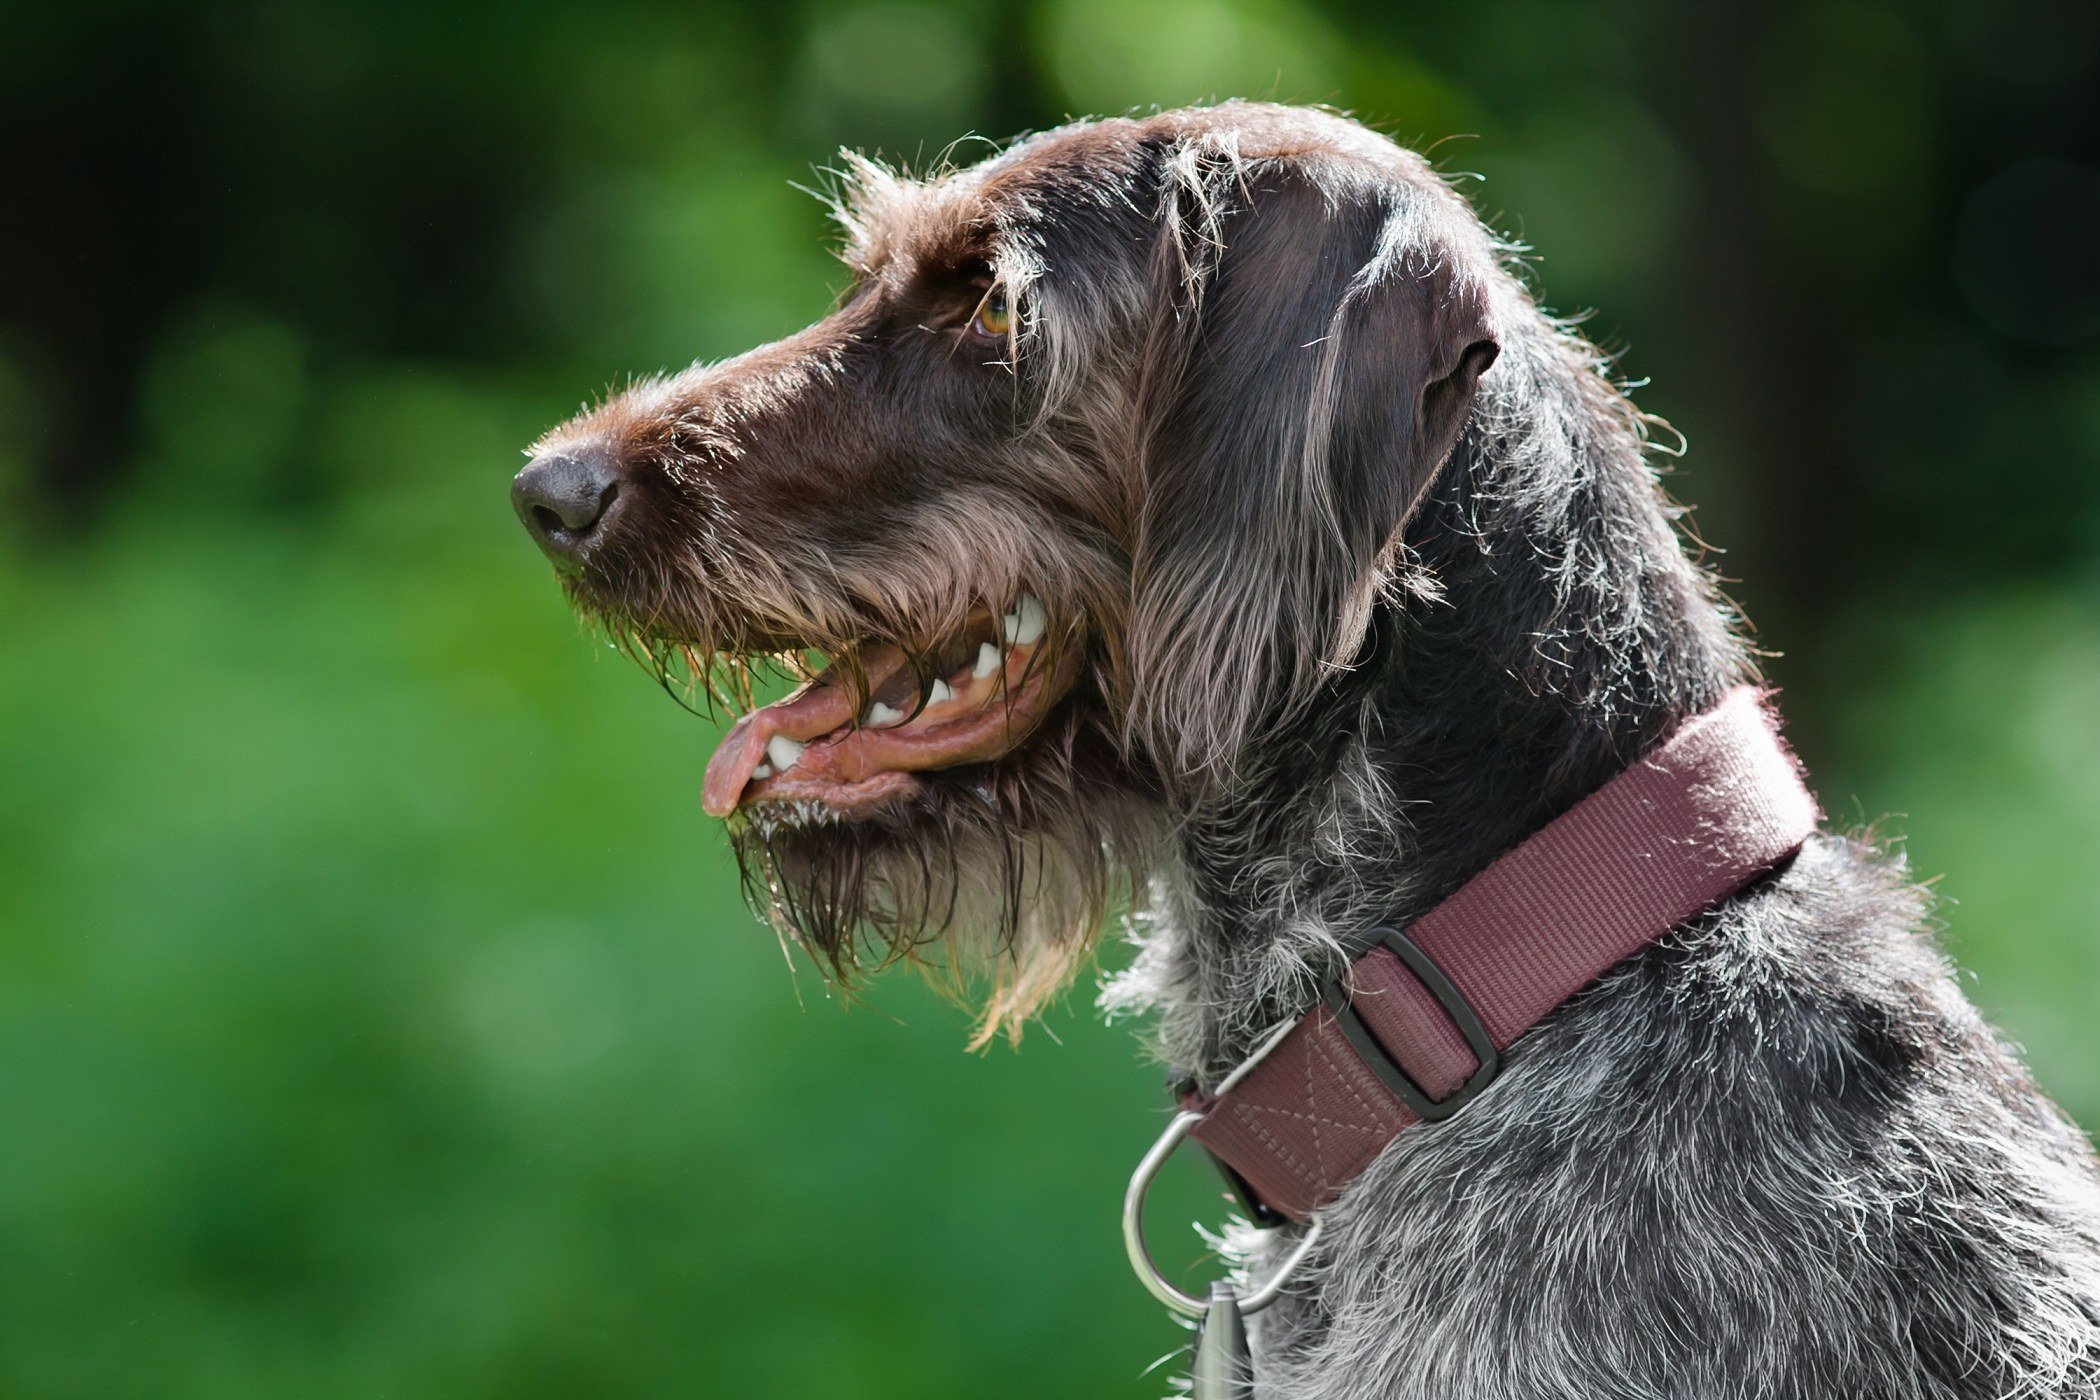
[513,103,2100,1398]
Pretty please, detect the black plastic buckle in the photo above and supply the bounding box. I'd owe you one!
[1320,926,1500,1123]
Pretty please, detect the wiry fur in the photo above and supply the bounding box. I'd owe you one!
[524,103,2100,1394]
[733,706,1155,1039]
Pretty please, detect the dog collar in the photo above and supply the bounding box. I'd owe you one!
[1127,685,1820,1290]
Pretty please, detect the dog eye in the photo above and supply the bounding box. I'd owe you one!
[969,287,1012,340]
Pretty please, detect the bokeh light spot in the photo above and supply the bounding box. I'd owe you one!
[1040,0,1341,115]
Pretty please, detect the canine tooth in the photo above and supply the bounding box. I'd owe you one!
[865,700,905,727]
[1002,593,1047,647]
[765,735,805,772]
[972,641,1002,679]
[750,763,773,780]
[926,678,956,705]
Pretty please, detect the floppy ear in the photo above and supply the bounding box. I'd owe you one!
[1125,147,1500,786]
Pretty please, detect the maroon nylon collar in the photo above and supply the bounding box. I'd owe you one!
[1180,686,1820,1222]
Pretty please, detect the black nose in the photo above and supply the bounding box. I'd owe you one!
[513,447,623,571]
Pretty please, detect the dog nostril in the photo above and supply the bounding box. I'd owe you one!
[512,448,624,564]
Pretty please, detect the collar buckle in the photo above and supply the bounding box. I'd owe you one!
[1320,926,1501,1123]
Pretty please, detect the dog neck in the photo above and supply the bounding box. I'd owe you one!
[1107,302,1754,1080]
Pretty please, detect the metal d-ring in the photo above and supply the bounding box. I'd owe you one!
[1122,1020,1324,1319]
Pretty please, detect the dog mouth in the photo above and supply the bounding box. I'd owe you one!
[700,596,1083,818]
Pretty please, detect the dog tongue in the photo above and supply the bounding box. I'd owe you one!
[700,650,895,818]
[700,638,1078,817]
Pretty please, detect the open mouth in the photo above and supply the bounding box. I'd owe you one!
[701,596,1083,818]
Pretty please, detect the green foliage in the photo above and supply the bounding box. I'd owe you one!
[1,0,2096,1395]
[0,384,1214,1396]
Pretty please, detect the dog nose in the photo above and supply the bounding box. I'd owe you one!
[513,446,623,570]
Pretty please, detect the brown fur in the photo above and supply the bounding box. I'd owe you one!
[521,106,2100,1398]
[526,104,1498,1041]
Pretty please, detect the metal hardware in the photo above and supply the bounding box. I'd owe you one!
[1320,925,1501,1123]
[1124,1014,1327,1320]
[1189,1282,1254,1399]
[1122,1104,1326,1317]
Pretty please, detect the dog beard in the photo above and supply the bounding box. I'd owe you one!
[725,714,1155,1045]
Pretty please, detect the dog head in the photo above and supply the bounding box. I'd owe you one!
[514,103,1501,1039]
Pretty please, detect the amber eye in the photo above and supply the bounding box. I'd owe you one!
[970,286,1012,340]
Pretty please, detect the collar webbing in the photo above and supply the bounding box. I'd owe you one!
[1180,685,1820,1222]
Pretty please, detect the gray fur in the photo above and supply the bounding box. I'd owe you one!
[524,102,2100,1397]
[1101,122,2100,1397]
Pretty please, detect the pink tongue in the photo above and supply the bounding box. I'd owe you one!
[702,693,829,816]
[702,672,870,818]
[699,638,1082,817]
[702,644,928,817]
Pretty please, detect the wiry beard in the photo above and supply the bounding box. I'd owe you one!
[564,569,1162,1045]
[725,705,1159,1046]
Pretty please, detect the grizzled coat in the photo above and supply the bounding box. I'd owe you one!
[522,102,2100,1398]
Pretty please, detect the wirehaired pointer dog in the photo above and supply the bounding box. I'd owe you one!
[513,103,2100,1397]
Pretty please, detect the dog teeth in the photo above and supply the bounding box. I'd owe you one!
[865,700,906,727]
[765,735,805,772]
[1001,593,1047,647]
[972,641,1003,679]
[750,763,773,780]
[925,678,956,706]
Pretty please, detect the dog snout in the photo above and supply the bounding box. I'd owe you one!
[513,445,624,572]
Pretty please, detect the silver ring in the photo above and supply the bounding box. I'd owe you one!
[1122,1110,1212,1317]
[1122,1100,1323,1318]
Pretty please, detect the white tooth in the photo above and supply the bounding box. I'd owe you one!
[865,700,905,727]
[1009,593,1046,646]
[765,735,805,772]
[972,641,1003,679]
[750,763,773,780]
[926,678,956,705]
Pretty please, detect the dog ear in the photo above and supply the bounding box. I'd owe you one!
[1125,146,1500,787]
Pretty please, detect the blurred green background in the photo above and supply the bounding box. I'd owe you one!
[3,1,2098,1395]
